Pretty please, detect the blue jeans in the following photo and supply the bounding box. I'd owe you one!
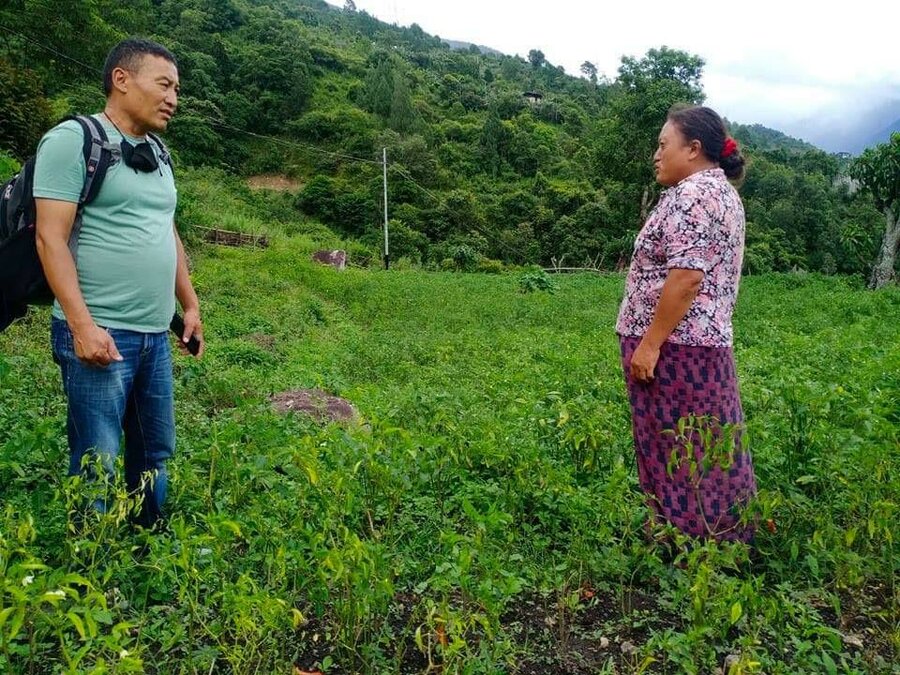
[51,318,175,526]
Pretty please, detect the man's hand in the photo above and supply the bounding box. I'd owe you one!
[630,338,660,383]
[179,307,204,358]
[72,324,123,366]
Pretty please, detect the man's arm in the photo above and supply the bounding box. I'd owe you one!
[173,225,204,357]
[35,198,122,366]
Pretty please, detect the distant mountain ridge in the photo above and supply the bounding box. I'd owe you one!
[442,39,503,57]
[727,121,820,154]
[866,115,900,148]
[787,97,900,154]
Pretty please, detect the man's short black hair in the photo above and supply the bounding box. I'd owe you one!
[103,38,177,97]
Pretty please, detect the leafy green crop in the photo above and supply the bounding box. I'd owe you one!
[1,222,898,672]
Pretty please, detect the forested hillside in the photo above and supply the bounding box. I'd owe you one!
[0,0,887,274]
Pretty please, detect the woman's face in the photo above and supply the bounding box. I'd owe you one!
[653,121,699,187]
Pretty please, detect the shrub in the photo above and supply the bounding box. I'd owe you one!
[0,151,21,182]
[475,258,505,274]
[518,269,558,293]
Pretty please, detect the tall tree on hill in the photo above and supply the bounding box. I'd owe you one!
[528,49,545,69]
[362,56,395,119]
[388,71,416,133]
[479,109,506,177]
[617,47,704,100]
[590,47,706,229]
[851,133,900,288]
[580,61,598,84]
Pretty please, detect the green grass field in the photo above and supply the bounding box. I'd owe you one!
[1,224,898,673]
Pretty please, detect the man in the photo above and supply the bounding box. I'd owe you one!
[34,38,203,528]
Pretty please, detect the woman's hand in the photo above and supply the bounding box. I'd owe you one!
[630,339,660,383]
[629,269,704,383]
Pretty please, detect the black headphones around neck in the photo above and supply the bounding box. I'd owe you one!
[103,113,160,173]
[120,139,159,173]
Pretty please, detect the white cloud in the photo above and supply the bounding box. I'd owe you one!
[704,72,841,127]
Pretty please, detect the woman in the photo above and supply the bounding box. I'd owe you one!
[616,105,757,543]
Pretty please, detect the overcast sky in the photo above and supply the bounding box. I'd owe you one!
[339,0,900,135]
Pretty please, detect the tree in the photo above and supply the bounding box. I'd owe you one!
[479,110,506,177]
[376,132,437,184]
[617,46,704,101]
[230,37,313,132]
[850,133,900,288]
[1,0,117,91]
[589,47,707,229]
[388,72,417,133]
[166,96,224,167]
[297,175,338,224]
[0,0,865,275]
[437,74,484,111]
[528,49,545,69]
[0,59,53,159]
[580,61,598,84]
[362,56,395,119]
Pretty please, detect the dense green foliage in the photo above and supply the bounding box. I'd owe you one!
[850,133,900,287]
[0,0,890,276]
[1,209,898,670]
[729,123,818,155]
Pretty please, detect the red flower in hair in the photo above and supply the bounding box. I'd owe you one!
[721,138,738,159]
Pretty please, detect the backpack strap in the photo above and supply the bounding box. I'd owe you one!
[57,115,116,260]
[63,114,117,205]
[147,132,174,176]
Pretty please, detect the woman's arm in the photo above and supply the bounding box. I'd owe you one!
[629,268,704,382]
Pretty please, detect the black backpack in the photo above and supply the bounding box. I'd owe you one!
[0,115,171,332]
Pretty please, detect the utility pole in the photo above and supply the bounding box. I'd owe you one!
[382,147,390,270]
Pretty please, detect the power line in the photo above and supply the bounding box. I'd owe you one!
[205,118,382,166]
[0,23,102,76]
[388,164,442,203]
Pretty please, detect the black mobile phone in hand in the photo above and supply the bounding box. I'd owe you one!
[169,313,201,356]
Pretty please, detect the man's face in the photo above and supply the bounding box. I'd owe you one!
[120,55,179,133]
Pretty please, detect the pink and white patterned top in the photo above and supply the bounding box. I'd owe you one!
[616,168,745,348]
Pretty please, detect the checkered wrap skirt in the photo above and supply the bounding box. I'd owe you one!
[620,336,757,542]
